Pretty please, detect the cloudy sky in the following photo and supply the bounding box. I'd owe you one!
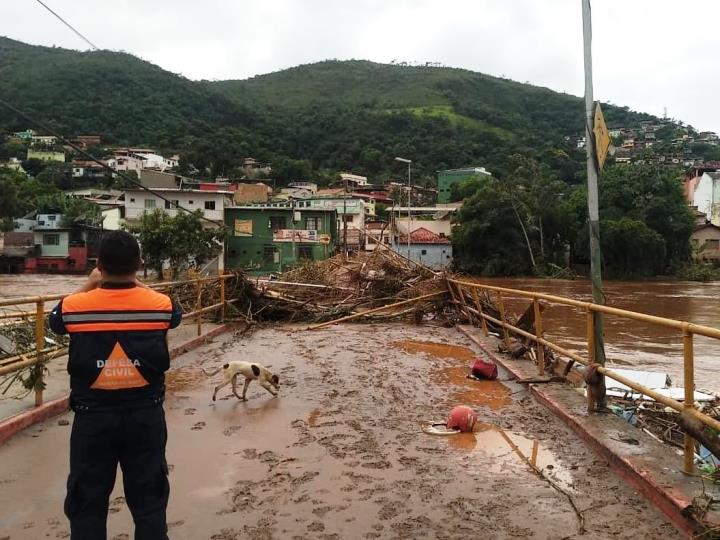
[2,1,718,133]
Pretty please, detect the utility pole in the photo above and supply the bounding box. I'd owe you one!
[582,0,607,373]
[343,176,348,256]
[395,157,412,259]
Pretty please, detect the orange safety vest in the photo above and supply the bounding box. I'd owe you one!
[50,283,182,409]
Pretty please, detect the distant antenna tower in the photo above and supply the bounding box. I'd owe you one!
[663,106,667,119]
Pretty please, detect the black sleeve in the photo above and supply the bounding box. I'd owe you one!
[169,300,183,329]
[48,300,68,335]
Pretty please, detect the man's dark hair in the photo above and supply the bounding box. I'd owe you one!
[98,231,141,276]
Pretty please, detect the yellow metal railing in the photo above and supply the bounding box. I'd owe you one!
[0,274,236,407]
[447,277,720,474]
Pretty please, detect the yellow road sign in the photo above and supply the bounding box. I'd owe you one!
[593,102,611,170]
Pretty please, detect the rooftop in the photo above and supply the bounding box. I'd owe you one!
[398,227,451,245]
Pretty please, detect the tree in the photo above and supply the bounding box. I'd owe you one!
[572,164,694,276]
[452,176,534,275]
[20,158,46,177]
[130,210,226,278]
[36,162,73,189]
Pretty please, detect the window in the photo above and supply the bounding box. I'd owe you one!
[269,216,287,231]
[188,200,194,205]
[165,199,179,210]
[706,239,720,250]
[130,198,135,203]
[204,201,216,210]
[145,199,156,209]
[43,234,60,246]
[421,249,427,255]
[342,215,353,223]
[305,217,319,230]
[299,246,313,260]
[48,215,56,221]
[263,245,275,262]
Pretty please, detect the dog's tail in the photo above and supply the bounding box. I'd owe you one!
[201,366,223,377]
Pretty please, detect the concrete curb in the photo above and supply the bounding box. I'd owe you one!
[0,322,238,447]
[456,325,697,538]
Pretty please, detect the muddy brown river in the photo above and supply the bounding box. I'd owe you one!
[1,274,719,391]
[475,278,720,393]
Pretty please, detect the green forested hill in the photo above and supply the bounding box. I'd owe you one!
[0,37,657,182]
[0,37,254,148]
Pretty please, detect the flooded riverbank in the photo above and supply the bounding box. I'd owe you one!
[476,277,720,393]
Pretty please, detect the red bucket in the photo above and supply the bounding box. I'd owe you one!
[471,358,498,380]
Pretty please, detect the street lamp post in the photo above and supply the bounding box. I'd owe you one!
[395,157,412,258]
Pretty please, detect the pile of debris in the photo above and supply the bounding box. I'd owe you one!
[603,369,720,466]
[246,248,450,324]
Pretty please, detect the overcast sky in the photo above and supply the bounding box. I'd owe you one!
[2,1,718,133]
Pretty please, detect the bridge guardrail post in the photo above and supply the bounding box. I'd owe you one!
[533,297,545,376]
[683,328,695,474]
[34,299,45,407]
[220,276,226,323]
[471,287,489,337]
[496,292,510,348]
[196,278,203,336]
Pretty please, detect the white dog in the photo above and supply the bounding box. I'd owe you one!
[203,361,280,401]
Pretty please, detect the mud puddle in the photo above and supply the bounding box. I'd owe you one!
[392,339,512,410]
[392,339,476,362]
[430,422,574,492]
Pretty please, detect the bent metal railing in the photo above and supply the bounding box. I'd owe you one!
[447,277,720,475]
[0,274,237,408]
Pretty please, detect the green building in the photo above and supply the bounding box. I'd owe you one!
[437,167,491,203]
[224,204,338,274]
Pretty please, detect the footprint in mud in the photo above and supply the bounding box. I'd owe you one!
[168,520,185,528]
[191,421,206,431]
[184,408,196,415]
[222,425,242,437]
[307,522,325,532]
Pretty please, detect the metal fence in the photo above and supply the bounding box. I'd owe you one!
[447,277,720,474]
[0,275,236,407]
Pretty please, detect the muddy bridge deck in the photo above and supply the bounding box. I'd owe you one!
[0,323,679,539]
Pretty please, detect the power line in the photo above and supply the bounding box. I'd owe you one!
[0,97,223,227]
[34,0,100,51]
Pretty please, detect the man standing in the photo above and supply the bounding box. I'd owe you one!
[50,231,182,540]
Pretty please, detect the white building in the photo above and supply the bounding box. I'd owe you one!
[692,172,720,226]
[339,173,369,188]
[111,149,179,172]
[124,188,232,225]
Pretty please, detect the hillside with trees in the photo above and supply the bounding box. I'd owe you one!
[1,37,698,278]
[0,37,658,184]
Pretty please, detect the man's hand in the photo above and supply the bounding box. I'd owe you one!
[76,267,103,293]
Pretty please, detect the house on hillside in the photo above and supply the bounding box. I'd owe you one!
[123,188,231,227]
[224,205,338,273]
[390,205,457,240]
[111,149,178,172]
[234,183,271,204]
[71,160,109,180]
[338,173,369,189]
[27,148,65,162]
[437,167,491,203]
[365,221,392,251]
[395,227,452,269]
[23,214,103,274]
[690,172,720,225]
[299,196,375,250]
[691,224,720,262]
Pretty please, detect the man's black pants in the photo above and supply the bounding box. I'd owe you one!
[65,405,169,540]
